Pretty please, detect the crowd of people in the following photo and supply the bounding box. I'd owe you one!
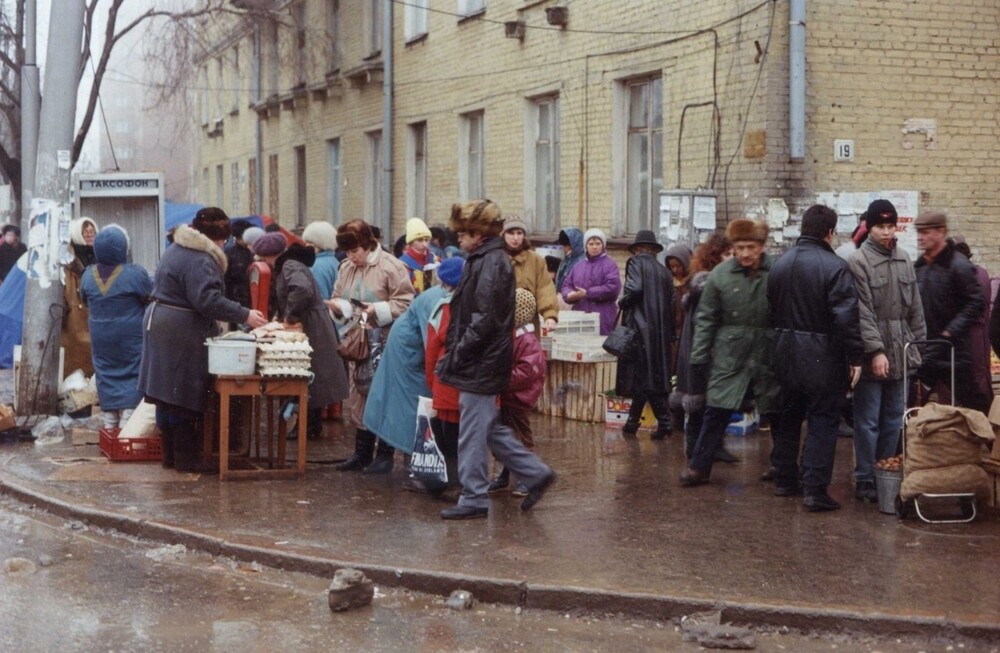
[16,194,999,518]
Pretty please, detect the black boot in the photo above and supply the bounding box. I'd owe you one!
[362,439,395,475]
[336,428,375,471]
[488,467,510,493]
[159,423,175,469]
[622,397,644,435]
[649,394,672,440]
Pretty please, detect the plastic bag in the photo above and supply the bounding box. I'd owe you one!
[32,416,65,446]
[409,397,447,488]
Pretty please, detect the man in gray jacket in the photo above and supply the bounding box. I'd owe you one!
[848,200,926,503]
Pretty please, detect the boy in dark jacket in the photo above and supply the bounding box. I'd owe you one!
[490,288,547,496]
[438,200,555,520]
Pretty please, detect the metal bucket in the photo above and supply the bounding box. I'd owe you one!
[874,469,903,515]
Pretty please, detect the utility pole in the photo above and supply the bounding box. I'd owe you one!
[16,2,85,416]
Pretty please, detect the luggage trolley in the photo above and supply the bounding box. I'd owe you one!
[896,339,977,523]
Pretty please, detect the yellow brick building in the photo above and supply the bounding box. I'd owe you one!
[193,0,1000,269]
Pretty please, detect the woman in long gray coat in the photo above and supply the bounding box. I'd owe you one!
[139,208,267,472]
[254,236,350,438]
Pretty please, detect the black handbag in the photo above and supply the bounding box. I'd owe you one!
[602,310,638,359]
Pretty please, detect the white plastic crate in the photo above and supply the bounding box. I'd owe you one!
[551,311,600,335]
[550,335,615,363]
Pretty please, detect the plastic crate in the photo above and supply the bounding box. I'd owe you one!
[550,335,616,363]
[550,311,600,335]
[99,427,163,462]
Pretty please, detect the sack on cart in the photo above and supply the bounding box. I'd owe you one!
[900,402,995,502]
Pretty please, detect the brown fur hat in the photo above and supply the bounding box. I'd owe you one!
[336,220,376,252]
[449,199,503,237]
[192,207,231,242]
[725,219,769,243]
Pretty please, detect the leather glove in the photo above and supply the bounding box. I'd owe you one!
[682,393,706,414]
[689,363,709,397]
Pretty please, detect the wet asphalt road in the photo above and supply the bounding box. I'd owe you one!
[0,496,984,653]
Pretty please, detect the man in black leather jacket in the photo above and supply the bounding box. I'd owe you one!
[767,205,863,512]
[913,211,987,412]
[438,200,555,520]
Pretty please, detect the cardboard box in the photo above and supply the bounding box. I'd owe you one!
[0,403,15,432]
[603,395,656,429]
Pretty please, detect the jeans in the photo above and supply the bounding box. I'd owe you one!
[771,388,844,495]
[851,378,904,482]
[689,406,735,474]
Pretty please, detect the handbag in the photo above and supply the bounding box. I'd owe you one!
[337,314,370,362]
[602,310,638,359]
[353,325,388,397]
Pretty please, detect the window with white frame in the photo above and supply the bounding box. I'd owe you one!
[407,122,428,220]
[295,145,307,228]
[231,161,240,215]
[327,138,342,223]
[525,95,560,232]
[405,0,429,41]
[620,76,663,234]
[200,66,209,125]
[215,164,224,208]
[366,0,382,57]
[215,56,224,117]
[293,2,306,87]
[459,110,484,200]
[230,45,240,113]
[458,0,486,18]
[327,0,340,72]
[266,19,279,97]
[366,131,384,226]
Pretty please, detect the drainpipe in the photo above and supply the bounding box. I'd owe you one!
[20,0,38,230]
[381,0,394,240]
[253,24,263,215]
[789,0,806,162]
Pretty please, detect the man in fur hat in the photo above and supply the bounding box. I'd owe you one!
[681,219,781,489]
[437,199,555,519]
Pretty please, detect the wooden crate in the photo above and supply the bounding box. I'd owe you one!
[537,359,617,423]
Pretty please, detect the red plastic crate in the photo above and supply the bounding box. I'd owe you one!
[99,427,163,462]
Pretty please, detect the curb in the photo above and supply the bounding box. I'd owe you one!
[2,474,999,644]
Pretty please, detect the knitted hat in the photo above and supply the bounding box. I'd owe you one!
[405,217,432,244]
[242,227,265,246]
[251,232,287,257]
[302,221,337,251]
[863,199,898,230]
[93,224,129,266]
[725,219,768,243]
[69,217,98,246]
[438,256,465,287]
[503,215,529,235]
[192,207,231,241]
[449,199,503,237]
[583,228,607,249]
[514,288,537,328]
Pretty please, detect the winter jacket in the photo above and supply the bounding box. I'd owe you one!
[426,296,460,422]
[968,263,993,406]
[914,241,984,379]
[508,247,559,328]
[674,270,709,395]
[439,236,515,395]
[223,240,254,309]
[364,285,445,452]
[555,228,584,292]
[80,263,152,411]
[274,244,349,409]
[62,256,94,377]
[138,225,250,414]
[691,254,780,413]
[399,246,440,294]
[502,325,546,411]
[560,252,621,335]
[331,246,415,427]
[614,252,673,396]
[309,250,339,300]
[768,236,863,395]
[848,238,926,381]
[0,241,25,283]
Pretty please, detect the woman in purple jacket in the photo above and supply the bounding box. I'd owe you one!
[560,228,622,335]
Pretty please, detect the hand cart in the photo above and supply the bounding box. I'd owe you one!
[896,339,977,523]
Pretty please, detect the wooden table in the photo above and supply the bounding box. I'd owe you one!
[208,374,308,481]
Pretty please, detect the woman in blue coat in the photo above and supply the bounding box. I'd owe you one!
[79,225,153,429]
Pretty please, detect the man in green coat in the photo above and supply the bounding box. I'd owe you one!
[681,219,781,486]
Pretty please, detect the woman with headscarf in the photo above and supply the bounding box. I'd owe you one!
[139,208,267,472]
[78,225,153,429]
[326,220,415,474]
[301,221,340,300]
[252,232,350,439]
[554,227,584,295]
[62,217,99,377]
[560,228,621,335]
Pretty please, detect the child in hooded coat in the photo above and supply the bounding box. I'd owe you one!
[490,288,548,496]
